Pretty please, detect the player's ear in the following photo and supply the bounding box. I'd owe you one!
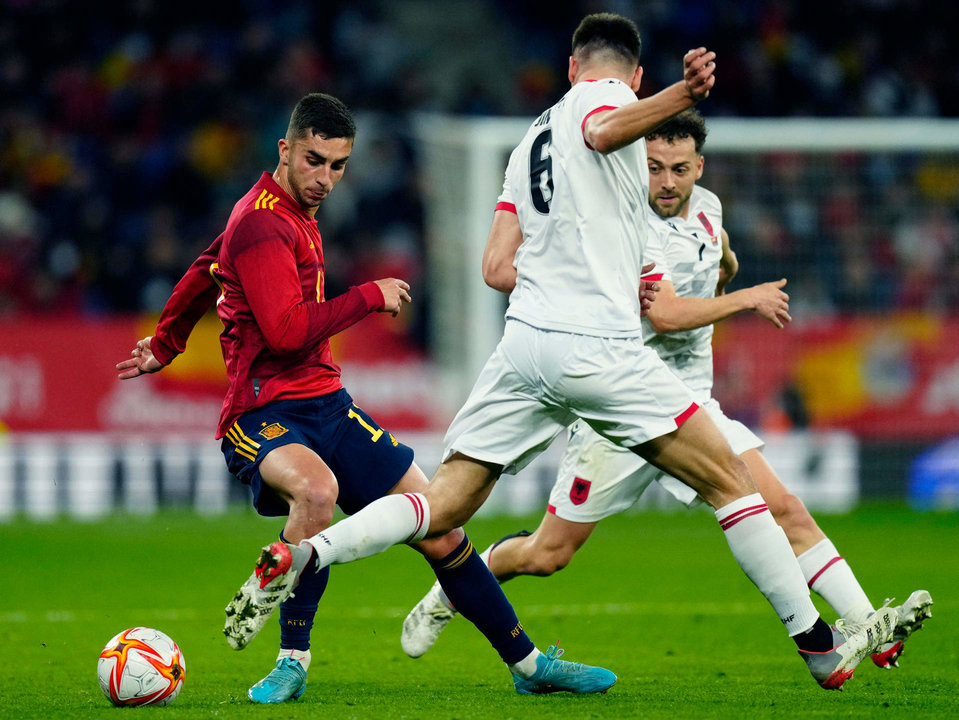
[630,65,643,93]
[696,154,705,180]
[277,138,290,166]
[568,55,577,84]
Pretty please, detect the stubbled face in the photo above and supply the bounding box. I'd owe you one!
[647,136,704,219]
[277,133,353,214]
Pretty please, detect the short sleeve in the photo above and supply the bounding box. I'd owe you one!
[495,173,516,213]
[573,80,636,150]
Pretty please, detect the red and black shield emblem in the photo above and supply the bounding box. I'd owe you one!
[570,477,591,505]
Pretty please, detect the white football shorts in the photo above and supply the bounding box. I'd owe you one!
[443,319,699,475]
[548,397,765,522]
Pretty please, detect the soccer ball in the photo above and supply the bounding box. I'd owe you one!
[97,627,186,707]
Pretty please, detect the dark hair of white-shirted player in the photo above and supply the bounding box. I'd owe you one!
[571,13,642,68]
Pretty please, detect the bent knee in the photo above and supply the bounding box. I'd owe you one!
[770,492,818,535]
[416,528,466,558]
[286,476,336,521]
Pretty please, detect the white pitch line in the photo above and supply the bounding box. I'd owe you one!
[1,601,760,624]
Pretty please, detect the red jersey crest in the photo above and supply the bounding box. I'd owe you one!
[697,211,719,244]
[570,477,592,505]
[696,211,714,235]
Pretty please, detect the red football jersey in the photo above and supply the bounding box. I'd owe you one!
[151,172,384,437]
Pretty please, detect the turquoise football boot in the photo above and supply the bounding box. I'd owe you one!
[512,645,617,694]
[248,657,307,704]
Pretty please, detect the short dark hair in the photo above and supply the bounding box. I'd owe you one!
[646,109,708,154]
[571,13,642,66]
[287,93,356,142]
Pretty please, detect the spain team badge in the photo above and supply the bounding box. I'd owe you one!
[259,422,289,440]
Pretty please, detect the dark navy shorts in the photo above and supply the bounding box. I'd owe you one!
[221,389,415,517]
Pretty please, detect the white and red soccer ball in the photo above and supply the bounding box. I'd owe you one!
[97,627,186,707]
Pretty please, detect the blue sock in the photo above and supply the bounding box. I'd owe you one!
[278,531,330,651]
[428,534,535,665]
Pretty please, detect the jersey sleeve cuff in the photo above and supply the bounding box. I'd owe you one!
[581,105,618,150]
[356,281,385,311]
[495,201,517,214]
[149,336,176,367]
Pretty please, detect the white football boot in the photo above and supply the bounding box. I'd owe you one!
[224,541,312,650]
[799,605,896,689]
[871,589,933,669]
[401,581,458,658]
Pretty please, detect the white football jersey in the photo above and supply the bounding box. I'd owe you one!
[498,78,650,338]
[642,185,724,400]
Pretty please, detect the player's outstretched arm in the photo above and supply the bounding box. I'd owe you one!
[712,228,789,328]
[739,278,791,328]
[116,336,165,379]
[228,218,392,354]
[647,277,790,333]
[116,235,222,380]
[584,48,716,153]
[148,234,224,367]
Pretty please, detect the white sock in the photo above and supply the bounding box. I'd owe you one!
[716,493,820,636]
[289,542,314,576]
[507,648,541,678]
[277,648,310,671]
[797,538,874,622]
[479,543,495,567]
[431,580,454,611]
[303,493,430,568]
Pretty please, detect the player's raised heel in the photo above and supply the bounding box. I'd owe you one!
[248,657,307,704]
[799,606,896,690]
[401,582,458,658]
[871,589,933,669]
[224,542,305,650]
[512,645,617,695]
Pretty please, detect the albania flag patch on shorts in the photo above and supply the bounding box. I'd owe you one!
[570,477,591,505]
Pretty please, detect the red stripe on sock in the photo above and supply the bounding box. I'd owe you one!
[806,556,843,588]
[404,493,425,542]
[719,505,769,531]
[719,503,767,525]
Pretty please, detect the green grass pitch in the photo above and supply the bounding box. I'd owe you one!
[3,504,957,719]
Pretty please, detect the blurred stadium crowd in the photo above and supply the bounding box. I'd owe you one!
[1,0,957,332]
